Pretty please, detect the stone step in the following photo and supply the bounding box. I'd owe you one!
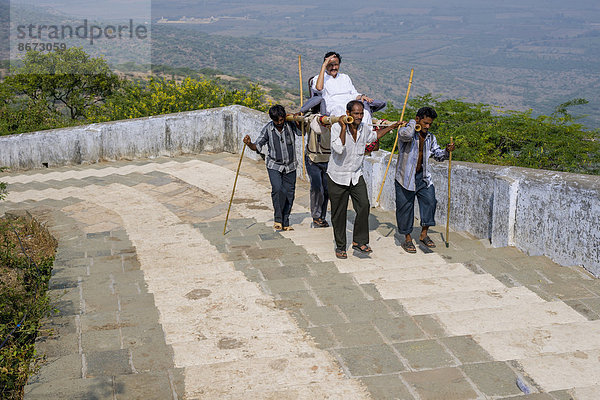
[3,161,184,184]
[375,273,507,299]
[352,262,473,284]
[435,301,588,336]
[518,349,600,392]
[171,332,317,367]
[218,383,368,400]
[570,385,600,400]
[473,320,600,360]
[331,253,449,274]
[182,354,365,398]
[400,286,546,315]
[146,270,252,293]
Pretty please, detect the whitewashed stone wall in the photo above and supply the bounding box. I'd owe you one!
[1,105,598,276]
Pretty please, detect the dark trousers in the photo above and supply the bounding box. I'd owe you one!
[327,175,370,250]
[305,155,329,220]
[395,170,437,235]
[267,168,296,227]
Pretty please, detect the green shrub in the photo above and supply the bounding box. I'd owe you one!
[86,77,267,123]
[0,215,56,400]
[376,94,600,175]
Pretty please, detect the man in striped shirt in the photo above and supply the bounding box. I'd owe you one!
[243,105,302,231]
[395,107,455,253]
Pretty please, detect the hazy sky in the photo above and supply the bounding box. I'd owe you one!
[13,0,151,20]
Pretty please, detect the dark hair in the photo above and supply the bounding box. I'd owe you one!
[268,104,286,120]
[324,51,341,63]
[416,106,437,120]
[346,100,364,112]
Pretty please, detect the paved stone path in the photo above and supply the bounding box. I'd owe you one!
[2,153,600,399]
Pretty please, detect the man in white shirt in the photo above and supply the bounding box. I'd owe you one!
[313,51,374,125]
[327,100,399,259]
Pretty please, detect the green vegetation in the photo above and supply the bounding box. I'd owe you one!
[86,77,266,122]
[1,48,599,175]
[0,48,268,135]
[0,214,57,400]
[376,95,600,175]
[0,174,6,201]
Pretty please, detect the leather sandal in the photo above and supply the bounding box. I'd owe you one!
[352,243,373,253]
[420,236,436,248]
[335,248,347,259]
[401,240,417,254]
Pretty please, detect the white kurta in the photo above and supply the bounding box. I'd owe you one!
[312,73,372,125]
[327,122,377,186]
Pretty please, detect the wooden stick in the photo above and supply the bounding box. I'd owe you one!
[370,119,421,131]
[285,114,354,125]
[318,115,353,125]
[223,143,246,235]
[285,114,308,122]
[375,69,414,205]
[445,137,453,248]
[298,55,306,179]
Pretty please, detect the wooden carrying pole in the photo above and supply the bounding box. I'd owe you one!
[298,55,306,179]
[371,119,421,131]
[375,69,414,205]
[319,115,353,125]
[285,114,354,125]
[223,143,247,235]
[445,137,454,247]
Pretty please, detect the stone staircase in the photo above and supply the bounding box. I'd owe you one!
[1,153,598,399]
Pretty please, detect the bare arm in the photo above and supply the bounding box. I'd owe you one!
[243,135,257,152]
[243,124,269,153]
[338,119,346,146]
[376,121,401,140]
[315,55,337,91]
[330,123,345,154]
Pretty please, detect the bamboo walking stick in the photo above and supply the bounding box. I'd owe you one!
[223,143,247,235]
[445,137,454,247]
[298,55,307,179]
[375,69,414,205]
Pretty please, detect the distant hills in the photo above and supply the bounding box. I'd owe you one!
[148,0,600,128]
[5,1,600,128]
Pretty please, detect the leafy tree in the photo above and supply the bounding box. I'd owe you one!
[4,48,121,120]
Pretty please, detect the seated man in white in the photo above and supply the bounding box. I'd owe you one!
[312,51,375,126]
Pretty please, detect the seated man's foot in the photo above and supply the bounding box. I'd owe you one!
[401,240,417,254]
[419,235,436,248]
[312,218,329,228]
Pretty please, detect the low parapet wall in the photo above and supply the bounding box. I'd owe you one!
[0,105,267,169]
[1,105,598,276]
[365,155,600,276]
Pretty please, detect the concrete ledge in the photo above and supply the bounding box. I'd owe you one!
[1,106,598,276]
[0,105,268,170]
[363,157,600,276]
